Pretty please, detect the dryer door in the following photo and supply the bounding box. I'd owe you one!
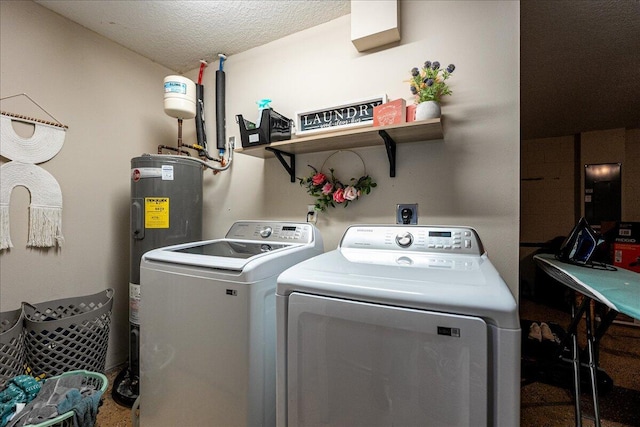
[286,292,488,427]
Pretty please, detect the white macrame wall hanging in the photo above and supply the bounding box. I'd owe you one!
[0,94,67,250]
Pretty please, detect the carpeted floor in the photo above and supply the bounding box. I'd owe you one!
[519,297,640,427]
[95,298,640,427]
[96,368,133,427]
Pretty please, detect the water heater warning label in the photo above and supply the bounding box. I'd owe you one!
[145,197,169,228]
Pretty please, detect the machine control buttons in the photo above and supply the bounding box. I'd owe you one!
[465,239,472,248]
[259,226,273,238]
[395,232,414,248]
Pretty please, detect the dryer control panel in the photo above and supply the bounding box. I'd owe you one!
[340,225,485,256]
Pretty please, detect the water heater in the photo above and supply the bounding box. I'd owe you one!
[112,154,203,406]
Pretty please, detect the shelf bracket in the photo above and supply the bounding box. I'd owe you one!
[265,147,296,182]
[379,130,396,177]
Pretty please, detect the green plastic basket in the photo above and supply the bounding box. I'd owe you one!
[24,369,108,427]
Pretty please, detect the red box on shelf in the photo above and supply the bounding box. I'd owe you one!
[406,104,417,123]
[373,99,406,126]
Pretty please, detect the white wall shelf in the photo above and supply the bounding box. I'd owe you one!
[234,118,444,182]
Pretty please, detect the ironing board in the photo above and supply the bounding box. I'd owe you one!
[534,253,640,427]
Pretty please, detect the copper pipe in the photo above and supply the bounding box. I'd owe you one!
[177,118,183,154]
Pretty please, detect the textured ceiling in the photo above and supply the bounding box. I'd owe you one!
[35,0,639,140]
[35,0,351,73]
[520,0,640,139]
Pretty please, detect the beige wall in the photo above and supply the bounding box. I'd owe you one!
[0,0,177,366]
[520,134,576,295]
[1,0,520,369]
[520,135,576,244]
[188,0,520,288]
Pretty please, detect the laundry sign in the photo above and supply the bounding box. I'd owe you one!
[295,94,387,136]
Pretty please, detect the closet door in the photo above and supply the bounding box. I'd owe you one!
[286,292,489,427]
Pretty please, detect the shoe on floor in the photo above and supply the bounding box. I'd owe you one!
[540,322,560,343]
[528,322,542,342]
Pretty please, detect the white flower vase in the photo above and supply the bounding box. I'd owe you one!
[415,101,441,120]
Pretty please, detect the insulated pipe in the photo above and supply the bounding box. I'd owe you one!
[197,60,207,85]
[216,54,227,151]
[195,84,207,149]
[196,60,208,149]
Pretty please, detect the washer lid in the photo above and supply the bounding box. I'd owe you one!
[142,220,323,273]
[143,239,300,271]
[175,240,290,258]
[277,249,519,329]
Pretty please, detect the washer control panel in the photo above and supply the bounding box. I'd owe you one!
[340,225,485,256]
[395,231,414,248]
[225,221,316,244]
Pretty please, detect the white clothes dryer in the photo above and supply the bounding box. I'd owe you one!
[276,224,520,427]
[139,221,323,427]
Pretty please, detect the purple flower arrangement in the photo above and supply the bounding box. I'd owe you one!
[408,60,456,103]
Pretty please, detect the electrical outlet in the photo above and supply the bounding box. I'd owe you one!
[396,204,418,225]
[307,204,317,224]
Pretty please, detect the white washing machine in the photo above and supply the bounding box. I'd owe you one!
[139,221,323,427]
[276,225,520,427]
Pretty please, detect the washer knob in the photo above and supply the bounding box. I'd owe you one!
[259,226,272,238]
[395,232,413,248]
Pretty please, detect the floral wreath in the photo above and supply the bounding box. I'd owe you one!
[298,150,377,212]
